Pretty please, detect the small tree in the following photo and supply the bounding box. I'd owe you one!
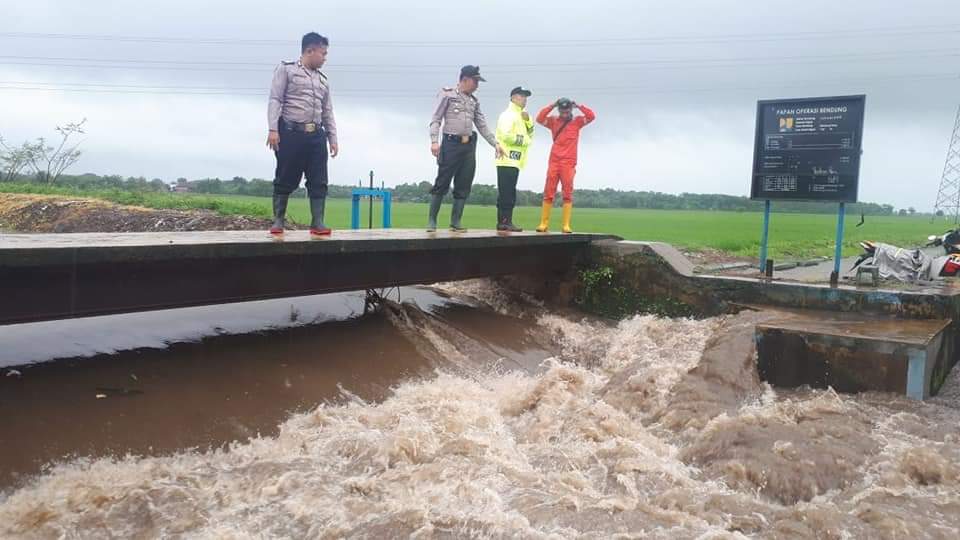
[0,136,10,180]
[0,137,43,182]
[24,119,87,185]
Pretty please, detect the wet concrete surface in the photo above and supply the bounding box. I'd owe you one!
[750,305,951,345]
[0,287,558,490]
[751,306,953,399]
[0,229,615,266]
[708,247,946,285]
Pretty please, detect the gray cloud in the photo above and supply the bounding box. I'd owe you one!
[2,0,960,209]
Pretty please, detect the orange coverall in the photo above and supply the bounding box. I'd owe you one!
[535,103,596,203]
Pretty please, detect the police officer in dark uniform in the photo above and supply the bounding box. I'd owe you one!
[266,32,339,236]
[427,65,505,232]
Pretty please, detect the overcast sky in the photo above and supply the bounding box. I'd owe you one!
[2,0,960,209]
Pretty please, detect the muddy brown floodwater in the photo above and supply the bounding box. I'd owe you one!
[1,280,960,539]
[0,285,555,490]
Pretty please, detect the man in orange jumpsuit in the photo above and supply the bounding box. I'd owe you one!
[535,97,596,233]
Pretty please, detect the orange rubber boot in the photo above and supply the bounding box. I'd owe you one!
[535,201,552,232]
[561,202,573,234]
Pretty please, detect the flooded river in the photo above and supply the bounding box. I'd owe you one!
[1,280,959,538]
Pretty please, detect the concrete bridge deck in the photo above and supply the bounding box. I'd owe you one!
[0,229,614,325]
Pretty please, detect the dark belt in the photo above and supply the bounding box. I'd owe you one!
[443,132,476,144]
[283,121,323,134]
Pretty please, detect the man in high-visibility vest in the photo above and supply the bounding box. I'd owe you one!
[535,97,596,233]
[494,86,534,231]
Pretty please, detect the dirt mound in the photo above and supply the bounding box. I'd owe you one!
[0,193,279,233]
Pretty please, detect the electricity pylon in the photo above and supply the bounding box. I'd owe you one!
[934,105,960,222]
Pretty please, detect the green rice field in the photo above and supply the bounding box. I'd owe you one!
[0,184,943,260]
[148,193,945,260]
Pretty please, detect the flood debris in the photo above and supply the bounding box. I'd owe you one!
[94,387,144,397]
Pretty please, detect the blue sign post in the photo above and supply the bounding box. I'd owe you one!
[758,200,771,271]
[351,188,392,229]
[831,202,846,284]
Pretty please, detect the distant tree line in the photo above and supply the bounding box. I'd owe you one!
[388,181,898,215]
[0,172,906,215]
[2,172,169,192]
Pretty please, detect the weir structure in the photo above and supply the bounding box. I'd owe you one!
[2,231,958,400]
[571,240,959,400]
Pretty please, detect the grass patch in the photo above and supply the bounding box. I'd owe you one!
[575,265,698,319]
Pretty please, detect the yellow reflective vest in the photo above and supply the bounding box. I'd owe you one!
[495,102,535,169]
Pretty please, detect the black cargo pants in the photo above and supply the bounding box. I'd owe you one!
[430,133,477,200]
[273,120,329,199]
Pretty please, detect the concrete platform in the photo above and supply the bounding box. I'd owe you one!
[755,309,953,399]
[0,229,615,325]
[0,229,610,266]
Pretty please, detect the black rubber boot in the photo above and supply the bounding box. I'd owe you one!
[503,209,522,232]
[270,193,289,234]
[427,193,443,232]
[309,197,331,235]
[496,208,508,231]
[450,198,468,232]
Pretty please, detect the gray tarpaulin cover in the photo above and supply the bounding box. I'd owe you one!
[870,243,945,282]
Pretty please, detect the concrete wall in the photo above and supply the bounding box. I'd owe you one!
[584,240,960,320]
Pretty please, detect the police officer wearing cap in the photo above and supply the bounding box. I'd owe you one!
[427,65,506,232]
[266,32,338,236]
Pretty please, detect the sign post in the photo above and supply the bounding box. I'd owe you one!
[750,95,866,283]
[831,202,846,285]
[759,200,771,271]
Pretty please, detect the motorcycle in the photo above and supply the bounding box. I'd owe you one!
[852,228,960,282]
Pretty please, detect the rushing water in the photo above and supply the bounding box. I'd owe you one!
[1,281,959,539]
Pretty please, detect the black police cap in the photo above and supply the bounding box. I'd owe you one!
[510,86,532,97]
[460,65,486,82]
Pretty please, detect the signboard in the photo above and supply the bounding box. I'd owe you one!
[750,95,865,203]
